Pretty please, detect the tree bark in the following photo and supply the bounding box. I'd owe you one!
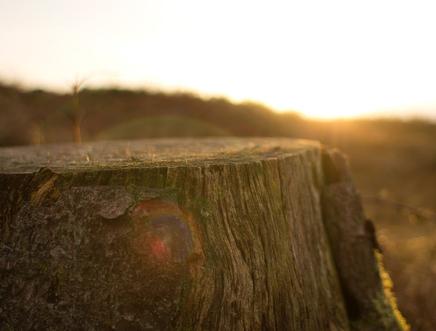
[0,138,405,330]
[321,149,407,331]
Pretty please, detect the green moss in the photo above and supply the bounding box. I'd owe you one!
[375,251,410,331]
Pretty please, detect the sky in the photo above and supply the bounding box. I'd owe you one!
[1,0,436,119]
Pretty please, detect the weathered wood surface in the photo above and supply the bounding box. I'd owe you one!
[0,138,405,330]
[322,149,406,331]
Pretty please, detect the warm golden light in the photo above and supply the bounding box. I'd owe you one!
[1,0,436,119]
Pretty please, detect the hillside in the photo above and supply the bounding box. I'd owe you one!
[0,83,304,146]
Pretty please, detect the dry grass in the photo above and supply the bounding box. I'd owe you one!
[329,121,436,331]
[1,83,435,330]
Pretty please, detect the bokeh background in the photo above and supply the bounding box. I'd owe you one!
[1,1,436,330]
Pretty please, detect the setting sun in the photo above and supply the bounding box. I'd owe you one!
[1,0,436,120]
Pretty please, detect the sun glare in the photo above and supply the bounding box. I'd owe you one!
[1,0,436,120]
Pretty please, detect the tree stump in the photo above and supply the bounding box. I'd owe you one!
[0,138,406,330]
